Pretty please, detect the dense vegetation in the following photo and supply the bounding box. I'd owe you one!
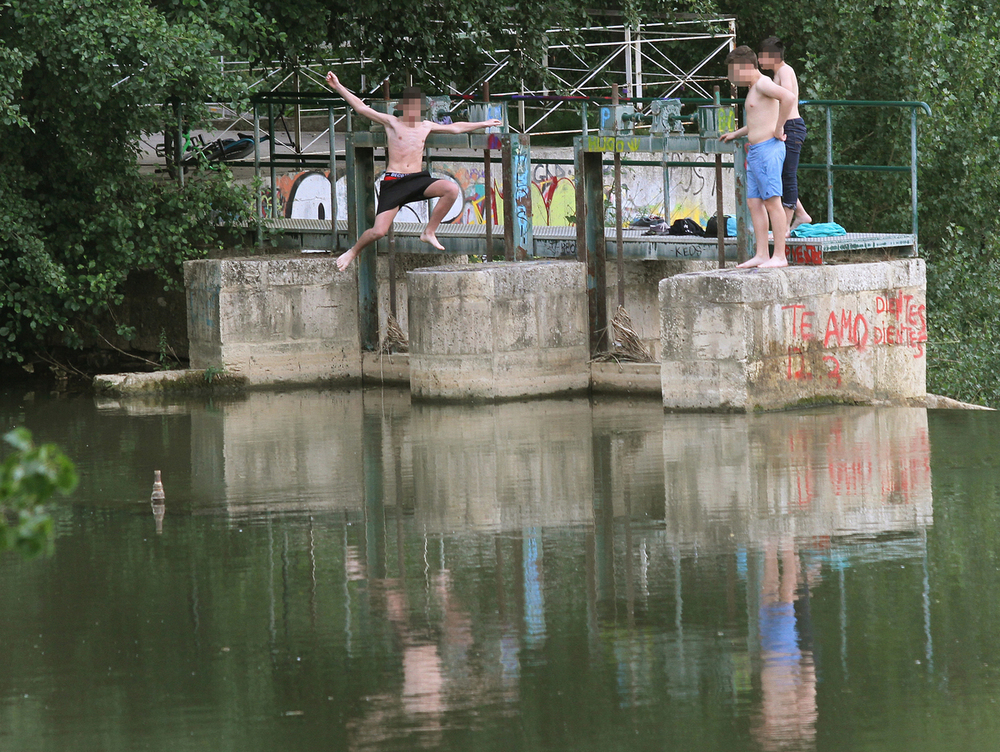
[1,0,998,402]
[0,428,76,558]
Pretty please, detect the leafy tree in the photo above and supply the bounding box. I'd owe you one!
[0,428,76,558]
[0,0,255,363]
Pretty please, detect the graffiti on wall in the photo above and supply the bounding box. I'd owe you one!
[781,291,927,390]
[271,155,729,229]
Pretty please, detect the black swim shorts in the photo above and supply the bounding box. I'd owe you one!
[376,170,440,215]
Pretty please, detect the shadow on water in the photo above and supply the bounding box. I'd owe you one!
[1,386,992,752]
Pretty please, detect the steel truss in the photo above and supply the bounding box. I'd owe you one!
[207,13,736,146]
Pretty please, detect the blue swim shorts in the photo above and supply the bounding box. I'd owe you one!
[746,137,786,201]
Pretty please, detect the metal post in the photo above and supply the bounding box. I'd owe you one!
[268,101,277,219]
[328,103,338,250]
[714,86,725,268]
[512,134,533,260]
[625,27,633,100]
[613,86,625,309]
[519,81,526,134]
[826,105,834,223]
[576,141,587,266]
[583,150,608,353]
[484,82,494,262]
[294,64,302,166]
[254,102,262,247]
[635,27,643,101]
[716,153,725,268]
[347,136,379,351]
[176,103,184,188]
[502,136,515,261]
[911,107,919,245]
[662,153,671,224]
[734,140,750,264]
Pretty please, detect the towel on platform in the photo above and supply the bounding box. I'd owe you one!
[790,222,847,238]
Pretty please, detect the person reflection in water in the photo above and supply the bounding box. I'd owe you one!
[346,570,476,750]
[754,537,818,751]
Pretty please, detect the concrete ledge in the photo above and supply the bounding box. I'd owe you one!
[660,260,927,411]
[409,260,589,401]
[924,393,994,410]
[363,352,410,386]
[590,361,661,395]
[93,369,247,396]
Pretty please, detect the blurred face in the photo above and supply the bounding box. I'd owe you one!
[728,62,757,87]
[400,97,422,120]
[758,52,781,71]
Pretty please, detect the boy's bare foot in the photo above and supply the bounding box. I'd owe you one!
[790,210,812,231]
[737,255,769,269]
[758,256,788,269]
[336,248,360,271]
[419,231,445,251]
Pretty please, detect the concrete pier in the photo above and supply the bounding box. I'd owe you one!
[408,260,590,401]
[660,259,926,411]
[185,256,360,386]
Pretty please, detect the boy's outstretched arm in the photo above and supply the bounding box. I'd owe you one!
[429,119,503,135]
[326,71,393,127]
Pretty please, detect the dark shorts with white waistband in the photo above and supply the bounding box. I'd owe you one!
[376,170,439,215]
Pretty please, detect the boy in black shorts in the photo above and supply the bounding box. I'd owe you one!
[326,71,502,270]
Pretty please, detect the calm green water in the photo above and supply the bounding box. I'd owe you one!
[1,387,999,751]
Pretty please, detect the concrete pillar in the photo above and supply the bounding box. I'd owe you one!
[185,256,360,386]
[660,259,926,411]
[408,260,589,401]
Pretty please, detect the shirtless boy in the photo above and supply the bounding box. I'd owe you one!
[758,37,812,232]
[326,71,502,271]
[720,46,796,268]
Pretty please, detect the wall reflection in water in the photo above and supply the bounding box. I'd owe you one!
[187,392,932,750]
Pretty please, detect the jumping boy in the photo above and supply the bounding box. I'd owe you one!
[720,46,797,268]
[326,71,502,271]
[758,36,812,232]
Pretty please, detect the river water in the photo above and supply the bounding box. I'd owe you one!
[0,386,998,751]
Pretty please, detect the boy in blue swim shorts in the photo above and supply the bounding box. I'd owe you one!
[720,46,797,268]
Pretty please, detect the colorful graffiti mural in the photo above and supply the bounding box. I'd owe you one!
[270,156,731,229]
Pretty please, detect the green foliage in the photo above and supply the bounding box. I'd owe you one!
[0,0,256,363]
[0,428,77,558]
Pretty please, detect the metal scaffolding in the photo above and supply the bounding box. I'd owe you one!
[206,13,737,143]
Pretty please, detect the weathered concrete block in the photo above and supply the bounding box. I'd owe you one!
[660,259,926,411]
[408,260,589,400]
[185,256,360,386]
[375,252,459,341]
[607,260,717,361]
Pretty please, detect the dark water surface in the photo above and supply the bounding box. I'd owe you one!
[1,387,999,751]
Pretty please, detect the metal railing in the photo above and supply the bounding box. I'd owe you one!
[798,100,932,242]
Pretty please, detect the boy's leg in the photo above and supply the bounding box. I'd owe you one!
[419,178,461,251]
[337,207,399,271]
[760,196,789,268]
[737,197,772,268]
[791,199,812,231]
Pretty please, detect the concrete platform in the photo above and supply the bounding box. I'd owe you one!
[185,256,361,386]
[408,260,589,401]
[660,259,927,411]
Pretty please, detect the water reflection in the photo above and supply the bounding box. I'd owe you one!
[0,388,947,751]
